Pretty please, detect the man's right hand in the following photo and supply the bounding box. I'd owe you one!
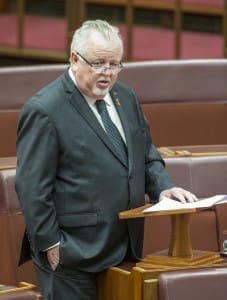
[46,245,60,271]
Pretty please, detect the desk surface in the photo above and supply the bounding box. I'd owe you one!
[119,204,198,219]
[0,157,16,170]
[159,144,227,158]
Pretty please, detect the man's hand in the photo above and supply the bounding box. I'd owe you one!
[46,245,60,271]
[159,187,198,203]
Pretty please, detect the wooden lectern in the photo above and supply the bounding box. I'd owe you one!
[119,204,223,268]
[98,204,226,300]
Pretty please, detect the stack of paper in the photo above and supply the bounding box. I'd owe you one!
[143,195,227,213]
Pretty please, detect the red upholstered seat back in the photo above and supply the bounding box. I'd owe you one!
[158,267,227,300]
[0,167,38,287]
[118,59,227,146]
[1,60,227,156]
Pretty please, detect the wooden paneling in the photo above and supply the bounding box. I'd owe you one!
[0,0,227,62]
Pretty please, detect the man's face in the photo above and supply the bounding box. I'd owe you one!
[71,34,122,100]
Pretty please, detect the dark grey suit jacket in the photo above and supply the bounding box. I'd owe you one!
[15,69,173,272]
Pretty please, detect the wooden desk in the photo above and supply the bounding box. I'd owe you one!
[158,144,227,158]
[0,282,41,299]
[98,261,227,300]
[0,157,16,170]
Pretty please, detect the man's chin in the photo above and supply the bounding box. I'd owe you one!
[93,88,110,98]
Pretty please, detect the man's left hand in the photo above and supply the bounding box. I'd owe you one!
[159,187,198,203]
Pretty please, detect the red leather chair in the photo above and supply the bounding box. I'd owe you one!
[158,267,227,300]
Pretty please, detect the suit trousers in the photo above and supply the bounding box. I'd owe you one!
[33,255,98,300]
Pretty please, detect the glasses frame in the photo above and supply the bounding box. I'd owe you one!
[76,52,123,73]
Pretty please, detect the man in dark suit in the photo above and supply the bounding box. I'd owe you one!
[15,20,197,299]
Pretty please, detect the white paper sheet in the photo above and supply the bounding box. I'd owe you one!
[143,195,227,213]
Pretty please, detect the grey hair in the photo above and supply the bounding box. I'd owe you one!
[70,20,124,62]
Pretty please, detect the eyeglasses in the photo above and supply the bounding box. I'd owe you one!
[76,52,123,74]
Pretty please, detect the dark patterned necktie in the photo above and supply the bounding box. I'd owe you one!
[96,99,128,166]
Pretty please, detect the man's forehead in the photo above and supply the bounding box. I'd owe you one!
[86,36,122,59]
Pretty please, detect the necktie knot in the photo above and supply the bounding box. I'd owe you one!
[95,99,106,113]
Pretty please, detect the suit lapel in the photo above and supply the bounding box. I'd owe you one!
[64,74,128,168]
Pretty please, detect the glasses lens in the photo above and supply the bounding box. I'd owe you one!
[93,65,122,74]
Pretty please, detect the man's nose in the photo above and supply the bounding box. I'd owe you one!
[101,65,112,73]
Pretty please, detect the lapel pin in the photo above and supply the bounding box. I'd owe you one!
[113,92,121,106]
[115,98,120,106]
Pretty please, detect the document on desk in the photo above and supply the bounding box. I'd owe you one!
[143,195,227,213]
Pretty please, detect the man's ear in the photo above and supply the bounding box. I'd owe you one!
[71,52,78,64]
